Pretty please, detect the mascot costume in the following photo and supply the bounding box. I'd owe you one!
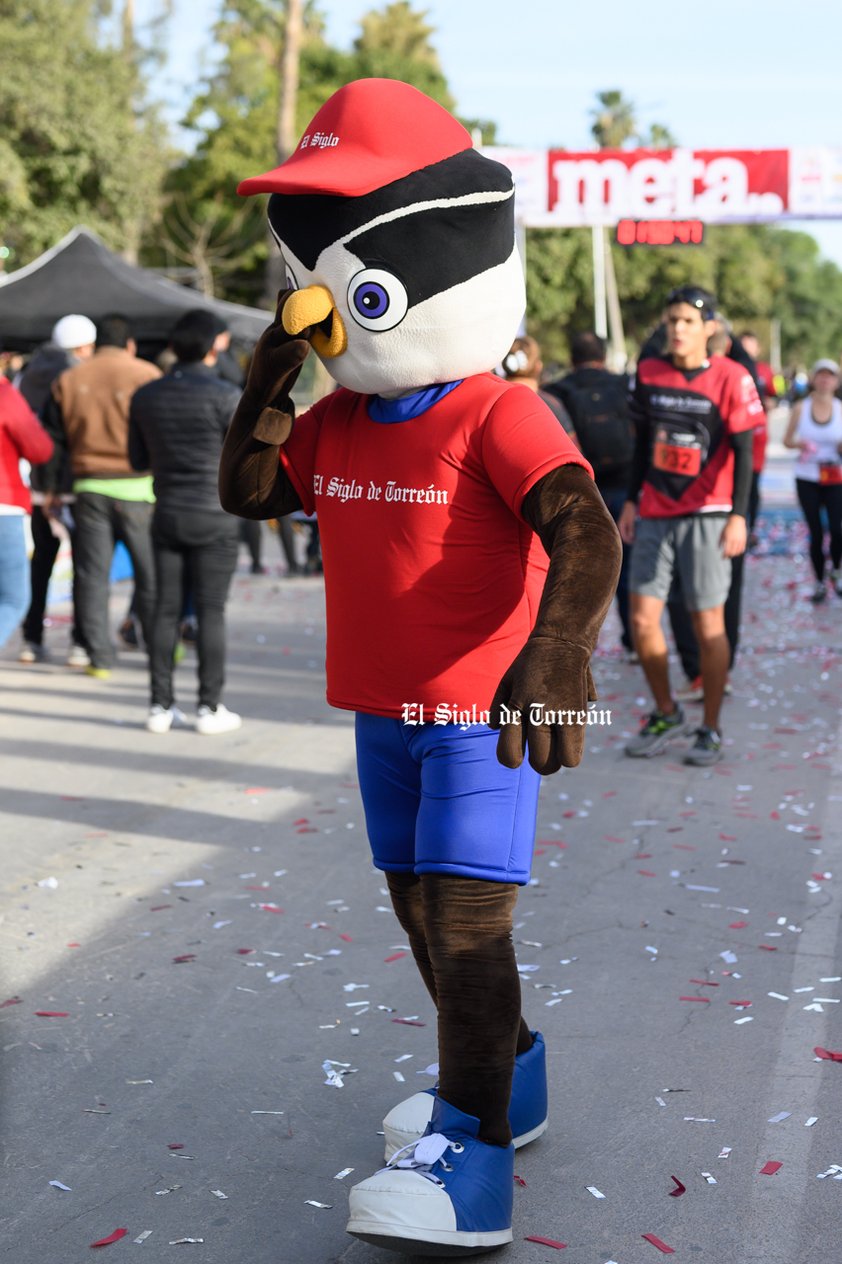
[220,79,621,1256]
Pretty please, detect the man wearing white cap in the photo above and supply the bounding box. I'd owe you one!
[17,314,96,664]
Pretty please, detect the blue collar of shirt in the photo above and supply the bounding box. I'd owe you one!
[367,380,463,423]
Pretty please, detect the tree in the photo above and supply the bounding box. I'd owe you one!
[0,0,170,266]
[160,0,456,304]
[590,90,636,150]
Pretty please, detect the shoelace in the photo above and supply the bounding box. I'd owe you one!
[383,1132,465,1186]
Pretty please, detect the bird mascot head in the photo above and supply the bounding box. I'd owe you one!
[238,78,525,396]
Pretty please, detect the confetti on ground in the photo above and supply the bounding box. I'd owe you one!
[702,1172,717,1185]
[210,1190,228,1199]
[49,1180,71,1191]
[133,1231,152,1244]
[35,1011,69,1018]
[304,1200,332,1209]
[760,1161,783,1175]
[806,1117,818,1127]
[1,996,22,1008]
[768,1112,791,1123]
[90,1228,128,1248]
[333,1168,354,1180]
[525,1236,566,1249]
[586,1186,605,1199]
[642,1233,675,1254]
[668,1175,686,1197]
[815,1046,842,1062]
[718,1147,732,1159]
[514,1174,527,1187]
[169,1239,204,1245]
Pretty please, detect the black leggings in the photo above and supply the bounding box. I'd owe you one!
[795,478,842,581]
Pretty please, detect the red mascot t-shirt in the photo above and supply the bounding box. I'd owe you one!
[280,374,590,718]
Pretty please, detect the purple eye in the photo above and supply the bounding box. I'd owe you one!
[353,282,389,319]
[346,268,408,332]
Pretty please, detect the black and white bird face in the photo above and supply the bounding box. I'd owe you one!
[268,151,526,396]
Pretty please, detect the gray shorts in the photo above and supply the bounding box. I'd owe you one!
[630,515,731,611]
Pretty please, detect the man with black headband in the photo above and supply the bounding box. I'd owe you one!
[618,285,762,765]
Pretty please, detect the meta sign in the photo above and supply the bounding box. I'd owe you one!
[487,146,842,227]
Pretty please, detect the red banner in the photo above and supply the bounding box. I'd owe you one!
[546,149,789,225]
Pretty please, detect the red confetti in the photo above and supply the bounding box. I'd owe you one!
[668,1174,686,1197]
[90,1229,128,1248]
[245,786,271,795]
[236,948,255,955]
[603,835,625,843]
[167,1143,184,1150]
[729,921,748,929]
[758,944,778,952]
[258,904,285,914]
[814,1046,842,1062]
[514,1174,527,1187]
[1,996,22,1008]
[680,996,711,1003]
[812,873,832,882]
[292,818,310,825]
[67,942,81,948]
[172,954,196,963]
[391,1017,426,1026]
[719,833,737,841]
[729,1000,752,1007]
[296,827,318,834]
[689,979,719,987]
[638,870,657,878]
[525,1236,566,1249]
[150,905,172,912]
[760,1161,782,1175]
[769,810,781,820]
[35,1011,69,1017]
[634,853,653,860]
[339,934,353,943]
[384,952,407,963]
[642,1234,675,1254]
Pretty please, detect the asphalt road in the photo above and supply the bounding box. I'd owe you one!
[2,486,841,1264]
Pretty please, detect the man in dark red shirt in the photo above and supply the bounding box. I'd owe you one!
[618,286,762,765]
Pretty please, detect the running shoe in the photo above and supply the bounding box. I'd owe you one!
[67,644,90,668]
[831,570,842,598]
[85,665,112,680]
[625,705,688,758]
[675,675,704,703]
[683,726,723,766]
[196,704,242,735]
[19,641,47,664]
[810,583,827,604]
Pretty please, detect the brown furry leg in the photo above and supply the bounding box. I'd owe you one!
[422,874,530,1147]
[385,871,438,1006]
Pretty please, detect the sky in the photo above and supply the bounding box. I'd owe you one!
[133,0,842,267]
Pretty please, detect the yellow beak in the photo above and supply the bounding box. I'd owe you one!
[281,284,347,359]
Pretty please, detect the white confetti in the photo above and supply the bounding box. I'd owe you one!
[305,1200,332,1208]
[133,1230,153,1244]
[334,1168,354,1180]
[173,879,206,887]
[169,1239,204,1245]
[768,992,789,1001]
[343,983,370,992]
[586,1186,606,1199]
[719,951,738,964]
[768,1112,791,1123]
[394,1054,413,1063]
[49,1180,71,1191]
[37,876,59,889]
[805,1117,818,1128]
[734,1016,754,1025]
[718,1146,732,1159]
[213,920,232,929]
[702,1172,717,1185]
[250,1110,284,1115]
[655,1096,667,1107]
[685,1117,716,1123]
[210,1190,228,1200]
[393,1072,405,1083]
[817,1165,842,1180]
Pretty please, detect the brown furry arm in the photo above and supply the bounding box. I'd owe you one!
[489,464,622,773]
[218,290,311,520]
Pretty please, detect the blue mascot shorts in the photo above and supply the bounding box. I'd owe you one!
[355,714,542,885]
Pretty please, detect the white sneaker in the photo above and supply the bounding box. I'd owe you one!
[19,641,47,664]
[67,644,90,668]
[196,704,242,735]
[146,704,185,734]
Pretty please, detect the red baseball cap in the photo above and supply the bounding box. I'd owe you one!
[237,78,473,199]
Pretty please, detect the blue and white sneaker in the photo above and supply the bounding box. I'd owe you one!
[382,1030,548,1162]
[347,1096,514,1255]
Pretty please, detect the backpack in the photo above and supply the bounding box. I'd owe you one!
[555,371,635,479]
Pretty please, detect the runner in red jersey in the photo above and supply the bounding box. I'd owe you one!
[618,285,762,766]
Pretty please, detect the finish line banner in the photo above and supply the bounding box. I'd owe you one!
[487,147,842,227]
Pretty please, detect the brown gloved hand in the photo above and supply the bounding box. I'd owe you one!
[219,289,312,519]
[489,637,596,773]
[240,288,312,428]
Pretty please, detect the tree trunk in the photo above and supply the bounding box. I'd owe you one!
[264,0,304,305]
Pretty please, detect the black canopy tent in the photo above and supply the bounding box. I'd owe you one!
[0,227,272,351]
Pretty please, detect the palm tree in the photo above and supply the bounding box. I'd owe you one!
[590,90,637,150]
